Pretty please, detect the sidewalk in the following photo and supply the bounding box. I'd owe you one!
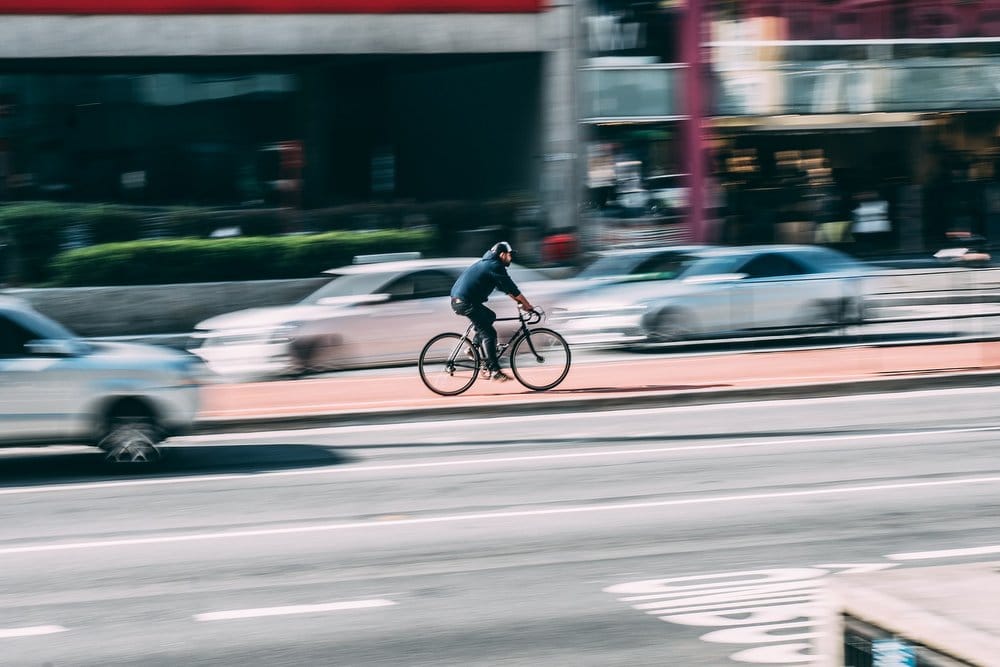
[195,340,1000,432]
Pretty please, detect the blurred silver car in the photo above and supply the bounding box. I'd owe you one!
[550,245,869,346]
[190,256,554,379]
[0,296,201,464]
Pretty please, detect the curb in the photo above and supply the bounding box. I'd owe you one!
[193,368,1000,434]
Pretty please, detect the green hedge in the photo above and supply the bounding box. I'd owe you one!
[48,230,435,286]
[0,197,535,285]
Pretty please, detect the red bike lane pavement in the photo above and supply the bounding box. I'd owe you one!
[197,341,1000,424]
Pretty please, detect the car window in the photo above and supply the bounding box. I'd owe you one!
[798,247,865,272]
[383,275,416,300]
[576,253,652,280]
[411,271,455,299]
[738,254,808,279]
[0,314,37,357]
[300,272,393,303]
[667,254,740,278]
[625,254,696,282]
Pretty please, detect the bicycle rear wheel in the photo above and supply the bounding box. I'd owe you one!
[510,327,571,391]
[419,333,480,396]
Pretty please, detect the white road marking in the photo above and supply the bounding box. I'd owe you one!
[886,544,1000,561]
[1,474,999,556]
[0,625,67,638]
[4,426,998,497]
[194,598,396,622]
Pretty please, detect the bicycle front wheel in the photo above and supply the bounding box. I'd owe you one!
[419,333,480,396]
[510,327,571,391]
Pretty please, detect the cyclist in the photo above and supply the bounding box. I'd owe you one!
[450,241,534,382]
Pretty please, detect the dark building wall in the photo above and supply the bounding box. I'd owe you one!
[390,54,542,201]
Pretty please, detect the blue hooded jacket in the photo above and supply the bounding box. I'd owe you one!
[450,249,521,305]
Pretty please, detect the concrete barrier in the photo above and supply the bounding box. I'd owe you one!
[867,267,1000,295]
[2,277,328,337]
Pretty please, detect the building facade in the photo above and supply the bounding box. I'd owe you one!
[0,0,580,242]
[581,0,1000,253]
[5,0,1000,257]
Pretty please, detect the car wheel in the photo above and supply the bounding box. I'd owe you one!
[291,336,341,376]
[805,298,863,330]
[645,309,690,344]
[98,408,164,466]
[289,338,317,376]
[846,297,866,325]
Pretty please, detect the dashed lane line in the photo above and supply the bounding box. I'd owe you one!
[0,625,67,639]
[887,544,1000,561]
[194,598,396,621]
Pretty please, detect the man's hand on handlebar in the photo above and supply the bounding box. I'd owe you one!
[512,294,534,312]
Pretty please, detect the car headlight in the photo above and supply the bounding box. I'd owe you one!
[197,324,299,347]
[562,304,649,318]
[268,323,300,344]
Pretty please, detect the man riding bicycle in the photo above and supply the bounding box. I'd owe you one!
[450,241,534,382]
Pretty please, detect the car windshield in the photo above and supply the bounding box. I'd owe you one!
[299,272,392,304]
[800,248,867,272]
[11,307,79,341]
[577,251,698,282]
[680,255,745,277]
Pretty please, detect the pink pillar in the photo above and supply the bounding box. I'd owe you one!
[681,0,708,242]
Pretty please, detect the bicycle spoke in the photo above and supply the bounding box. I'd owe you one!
[510,328,571,391]
[419,333,480,396]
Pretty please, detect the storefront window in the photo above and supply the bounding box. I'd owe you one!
[0,72,299,206]
[581,66,681,119]
[580,0,686,240]
[585,0,681,64]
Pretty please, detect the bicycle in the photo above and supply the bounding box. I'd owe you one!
[418,308,571,396]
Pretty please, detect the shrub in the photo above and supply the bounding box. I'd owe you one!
[47,229,435,286]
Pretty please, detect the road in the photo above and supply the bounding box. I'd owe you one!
[2,386,1000,665]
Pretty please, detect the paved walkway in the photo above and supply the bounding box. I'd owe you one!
[197,340,1000,429]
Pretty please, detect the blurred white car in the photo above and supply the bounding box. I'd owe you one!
[550,245,869,346]
[189,256,554,379]
[0,296,201,464]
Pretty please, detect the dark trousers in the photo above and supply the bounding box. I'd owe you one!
[451,297,500,372]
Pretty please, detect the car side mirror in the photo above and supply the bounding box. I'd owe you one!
[25,338,83,357]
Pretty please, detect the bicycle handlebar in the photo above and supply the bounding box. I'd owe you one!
[520,307,544,325]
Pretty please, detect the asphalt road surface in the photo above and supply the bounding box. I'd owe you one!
[2,386,1000,666]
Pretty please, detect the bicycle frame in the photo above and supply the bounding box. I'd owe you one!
[457,309,544,368]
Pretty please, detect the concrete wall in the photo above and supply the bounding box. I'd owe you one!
[3,278,329,337]
[0,14,547,57]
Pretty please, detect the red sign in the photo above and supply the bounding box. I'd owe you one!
[0,0,544,13]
